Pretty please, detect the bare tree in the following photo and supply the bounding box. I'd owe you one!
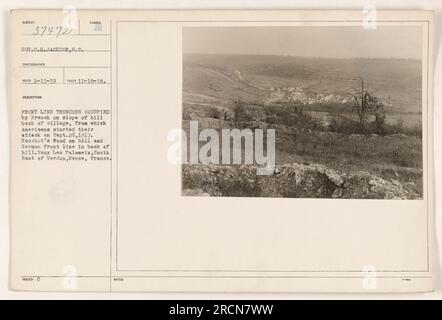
[232,98,252,128]
[352,77,385,134]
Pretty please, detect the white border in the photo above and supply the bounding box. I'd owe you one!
[0,0,441,299]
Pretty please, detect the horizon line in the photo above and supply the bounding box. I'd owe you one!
[183,52,422,61]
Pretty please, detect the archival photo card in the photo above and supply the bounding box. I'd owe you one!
[9,10,434,292]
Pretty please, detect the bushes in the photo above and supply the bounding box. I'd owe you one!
[383,120,421,137]
[207,107,223,120]
[384,119,404,135]
[231,100,264,128]
[230,99,421,138]
[328,116,422,137]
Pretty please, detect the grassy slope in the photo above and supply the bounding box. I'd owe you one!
[182,54,423,197]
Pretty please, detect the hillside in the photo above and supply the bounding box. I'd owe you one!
[183,53,422,126]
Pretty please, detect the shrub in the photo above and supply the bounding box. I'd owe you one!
[328,116,421,137]
[207,107,222,119]
[385,119,404,135]
[265,103,324,131]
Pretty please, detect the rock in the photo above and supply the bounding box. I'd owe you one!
[390,179,403,188]
[325,169,344,186]
[332,188,343,198]
[182,163,420,199]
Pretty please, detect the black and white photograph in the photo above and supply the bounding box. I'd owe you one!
[182,26,424,199]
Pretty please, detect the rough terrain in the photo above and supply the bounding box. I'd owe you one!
[182,163,420,199]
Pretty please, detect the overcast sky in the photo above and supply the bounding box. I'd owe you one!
[183,26,422,59]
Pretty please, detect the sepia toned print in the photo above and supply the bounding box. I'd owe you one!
[182,26,423,199]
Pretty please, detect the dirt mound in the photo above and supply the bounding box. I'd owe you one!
[182,163,420,199]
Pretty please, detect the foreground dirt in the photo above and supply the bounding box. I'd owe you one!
[182,163,421,199]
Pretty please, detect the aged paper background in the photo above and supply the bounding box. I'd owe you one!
[1,3,440,297]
